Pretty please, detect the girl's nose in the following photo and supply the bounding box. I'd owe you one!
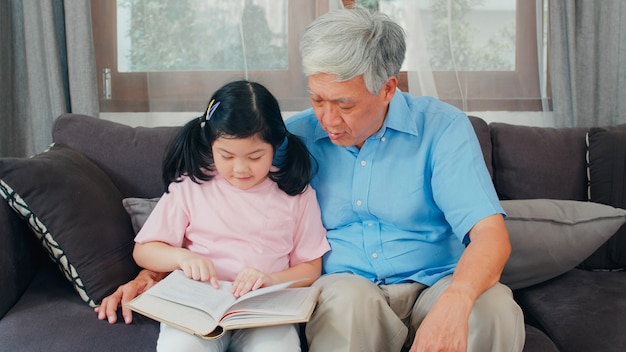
[233,158,249,173]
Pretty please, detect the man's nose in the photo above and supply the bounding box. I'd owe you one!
[320,103,341,127]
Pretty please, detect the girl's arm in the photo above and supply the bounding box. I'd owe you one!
[270,257,322,287]
[133,241,219,287]
[232,257,322,297]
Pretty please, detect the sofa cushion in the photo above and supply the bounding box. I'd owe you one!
[0,261,158,351]
[500,199,626,290]
[515,269,626,352]
[580,126,626,270]
[0,143,140,307]
[490,123,588,200]
[52,114,180,199]
[522,324,559,352]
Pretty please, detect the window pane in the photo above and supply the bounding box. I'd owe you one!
[117,0,288,72]
[358,0,516,72]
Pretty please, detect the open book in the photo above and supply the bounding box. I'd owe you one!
[125,270,320,339]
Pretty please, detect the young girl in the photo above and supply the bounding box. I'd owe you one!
[132,80,330,352]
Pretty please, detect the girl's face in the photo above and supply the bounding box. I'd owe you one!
[211,134,274,190]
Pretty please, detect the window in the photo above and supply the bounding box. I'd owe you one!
[375,0,546,111]
[91,0,547,113]
[91,0,328,112]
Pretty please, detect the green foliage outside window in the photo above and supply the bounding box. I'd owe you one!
[356,0,515,71]
[119,0,287,72]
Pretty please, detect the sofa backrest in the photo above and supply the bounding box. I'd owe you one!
[468,115,493,179]
[52,113,591,202]
[489,123,588,201]
[52,114,180,199]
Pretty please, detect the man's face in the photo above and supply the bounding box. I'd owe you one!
[307,73,396,148]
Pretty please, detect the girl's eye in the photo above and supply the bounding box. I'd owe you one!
[221,155,233,160]
[249,156,262,161]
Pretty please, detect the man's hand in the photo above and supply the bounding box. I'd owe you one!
[409,288,471,352]
[410,214,510,351]
[94,269,165,324]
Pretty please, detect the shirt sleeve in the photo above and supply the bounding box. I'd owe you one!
[134,182,190,248]
[430,113,504,243]
[288,186,330,266]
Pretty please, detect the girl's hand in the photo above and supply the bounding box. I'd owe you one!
[178,252,219,289]
[232,268,274,297]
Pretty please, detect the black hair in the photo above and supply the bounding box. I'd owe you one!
[162,80,314,196]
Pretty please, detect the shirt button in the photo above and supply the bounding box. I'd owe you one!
[356,200,362,206]
[360,160,367,166]
[372,253,378,259]
[368,222,373,227]
[381,137,386,142]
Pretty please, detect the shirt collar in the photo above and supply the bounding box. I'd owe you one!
[312,90,418,143]
[383,90,419,137]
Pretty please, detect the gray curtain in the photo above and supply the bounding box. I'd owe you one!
[550,0,626,128]
[0,0,98,157]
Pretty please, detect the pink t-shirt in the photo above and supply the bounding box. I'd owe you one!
[135,174,330,281]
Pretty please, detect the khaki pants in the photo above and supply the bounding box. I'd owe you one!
[305,273,524,352]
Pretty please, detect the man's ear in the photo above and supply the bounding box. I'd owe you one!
[382,76,398,103]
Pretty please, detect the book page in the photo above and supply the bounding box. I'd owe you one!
[145,270,237,319]
[220,287,320,330]
[145,270,307,319]
[226,287,312,316]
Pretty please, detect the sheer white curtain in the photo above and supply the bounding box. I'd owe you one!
[377,0,549,115]
[98,0,550,125]
[392,1,438,98]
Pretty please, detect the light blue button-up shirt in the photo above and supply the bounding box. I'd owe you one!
[286,92,503,286]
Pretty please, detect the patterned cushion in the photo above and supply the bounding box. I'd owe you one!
[0,144,140,307]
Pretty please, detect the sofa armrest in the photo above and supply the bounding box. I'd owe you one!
[0,201,42,318]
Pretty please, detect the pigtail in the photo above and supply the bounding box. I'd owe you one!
[270,132,317,196]
[161,117,214,192]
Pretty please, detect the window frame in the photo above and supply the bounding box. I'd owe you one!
[414,0,545,111]
[91,0,546,112]
[91,1,329,112]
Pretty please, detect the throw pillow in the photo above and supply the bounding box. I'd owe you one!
[123,197,161,234]
[500,199,626,290]
[0,143,140,307]
[581,126,626,270]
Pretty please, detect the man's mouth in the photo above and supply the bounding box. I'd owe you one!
[327,131,344,140]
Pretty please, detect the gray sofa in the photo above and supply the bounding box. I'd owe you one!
[1,113,626,352]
